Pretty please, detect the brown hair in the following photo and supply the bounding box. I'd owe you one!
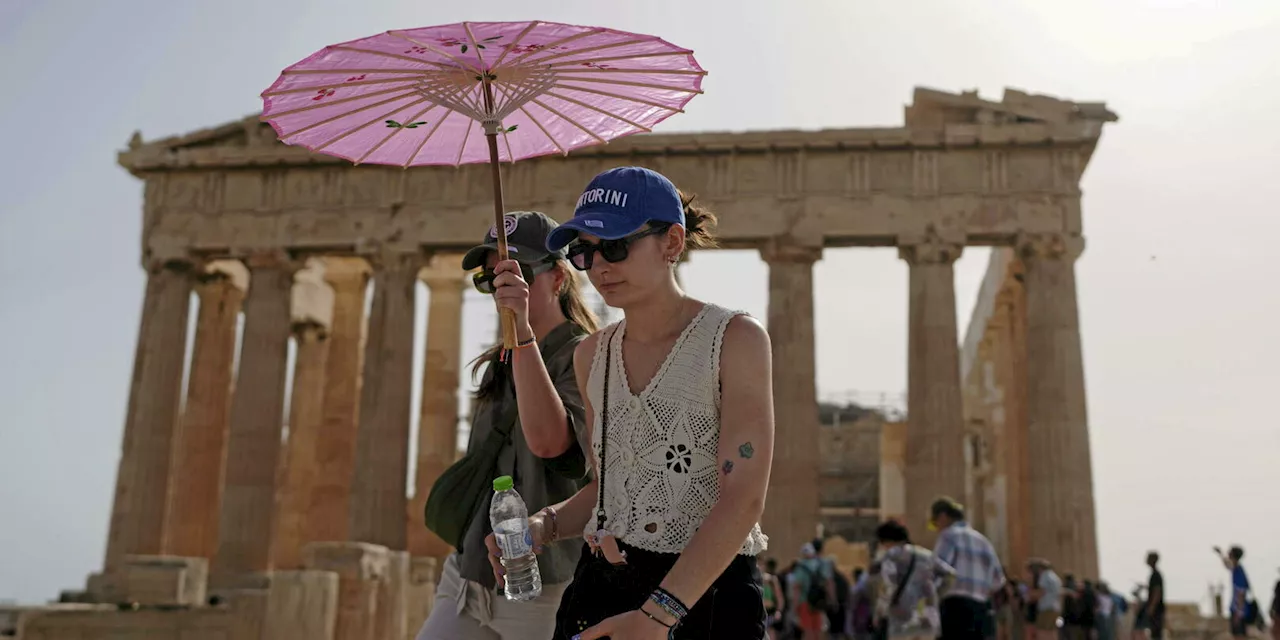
[676,189,718,255]
[468,259,600,402]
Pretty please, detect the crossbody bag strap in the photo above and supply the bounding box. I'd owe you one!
[594,326,615,532]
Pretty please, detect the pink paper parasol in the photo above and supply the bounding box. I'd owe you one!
[260,20,706,348]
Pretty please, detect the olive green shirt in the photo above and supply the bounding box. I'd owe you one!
[457,321,591,589]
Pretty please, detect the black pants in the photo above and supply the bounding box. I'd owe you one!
[941,596,994,640]
[553,541,767,639]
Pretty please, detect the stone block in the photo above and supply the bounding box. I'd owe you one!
[92,555,208,606]
[303,542,389,640]
[262,571,339,640]
[375,551,409,640]
[404,556,438,639]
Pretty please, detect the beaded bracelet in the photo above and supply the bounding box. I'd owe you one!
[500,337,536,363]
[649,587,689,621]
[537,506,558,543]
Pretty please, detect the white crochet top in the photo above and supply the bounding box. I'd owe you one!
[584,303,769,556]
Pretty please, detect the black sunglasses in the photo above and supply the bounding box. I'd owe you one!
[565,224,671,271]
[472,260,556,294]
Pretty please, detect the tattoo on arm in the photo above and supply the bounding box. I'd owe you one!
[722,459,734,474]
[738,442,754,459]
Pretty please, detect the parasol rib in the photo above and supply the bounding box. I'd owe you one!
[282,68,428,76]
[506,29,605,66]
[276,92,422,139]
[383,32,482,73]
[404,110,453,167]
[553,68,707,76]
[547,76,702,94]
[314,97,431,153]
[355,103,438,164]
[541,91,652,132]
[517,37,653,66]
[516,105,566,155]
[331,45,450,69]
[552,83,684,112]
[461,22,489,69]
[543,50,693,68]
[489,20,540,68]
[265,84,422,119]
[530,98,607,144]
[454,117,475,165]
[263,77,423,97]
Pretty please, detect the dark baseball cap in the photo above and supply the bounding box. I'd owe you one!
[461,211,566,271]
[544,166,686,252]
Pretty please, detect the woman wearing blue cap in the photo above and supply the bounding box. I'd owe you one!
[483,167,775,639]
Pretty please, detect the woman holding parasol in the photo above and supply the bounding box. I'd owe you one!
[485,166,776,640]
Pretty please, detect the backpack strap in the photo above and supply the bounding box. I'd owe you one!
[890,547,919,607]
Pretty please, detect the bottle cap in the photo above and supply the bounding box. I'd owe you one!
[493,475,514,492]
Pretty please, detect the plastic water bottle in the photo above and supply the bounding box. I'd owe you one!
[490,475,542,601]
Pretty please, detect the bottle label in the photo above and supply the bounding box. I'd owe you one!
[494,518,533,558]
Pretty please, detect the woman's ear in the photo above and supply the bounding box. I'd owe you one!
[552,261,569,293]
[665,225,687,261]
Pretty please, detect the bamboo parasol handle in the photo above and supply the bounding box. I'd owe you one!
[487,132,518,350]
[483,80,518,350]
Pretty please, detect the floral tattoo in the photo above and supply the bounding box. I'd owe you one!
[738,442,755,459]
[722,459,734,475]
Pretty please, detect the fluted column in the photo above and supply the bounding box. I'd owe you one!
[899,232,966,547]
[1018,233,1098,578]
[349,251,421,550]
[409,253,468,558]
[273,263,335,569]
[307,258,371,544]
[163,261,248,561]
[214,253,298,581]
[759,239,822,563]
[104,258,197,570]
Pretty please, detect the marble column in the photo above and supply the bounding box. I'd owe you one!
[307,258,371,545]
[1018,233,1098,578]
[409,253,468,558]
[348,252,421,550]
[214,253,298,581]
[759,239,822,563]
[163,261,248,561]
[273,263,335,569]
[992,262,1031,571]
[103,258,196,570]
[899,233,966,547]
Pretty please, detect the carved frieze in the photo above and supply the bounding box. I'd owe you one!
[137,113,1106,258]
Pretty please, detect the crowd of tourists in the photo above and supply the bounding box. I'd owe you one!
[755,509,1279,640]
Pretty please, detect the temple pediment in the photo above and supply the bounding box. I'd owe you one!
[907,86,1119,128]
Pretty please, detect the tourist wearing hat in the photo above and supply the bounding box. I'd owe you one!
[415,211,600,640]
[483,166,776,639]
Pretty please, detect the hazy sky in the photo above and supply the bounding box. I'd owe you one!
[3,0,1277,608]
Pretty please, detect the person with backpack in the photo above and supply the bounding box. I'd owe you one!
[1215,545,1260,638]
[791,542,837,639]
[874,520,957,640]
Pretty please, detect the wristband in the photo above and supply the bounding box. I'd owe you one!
[641,608,675,629]
[537,506,558,544]
[649,587,689,621]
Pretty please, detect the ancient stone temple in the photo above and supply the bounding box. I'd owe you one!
[9,86,1115,639]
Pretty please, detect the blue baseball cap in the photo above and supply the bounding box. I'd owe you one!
[544,166,685,252]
